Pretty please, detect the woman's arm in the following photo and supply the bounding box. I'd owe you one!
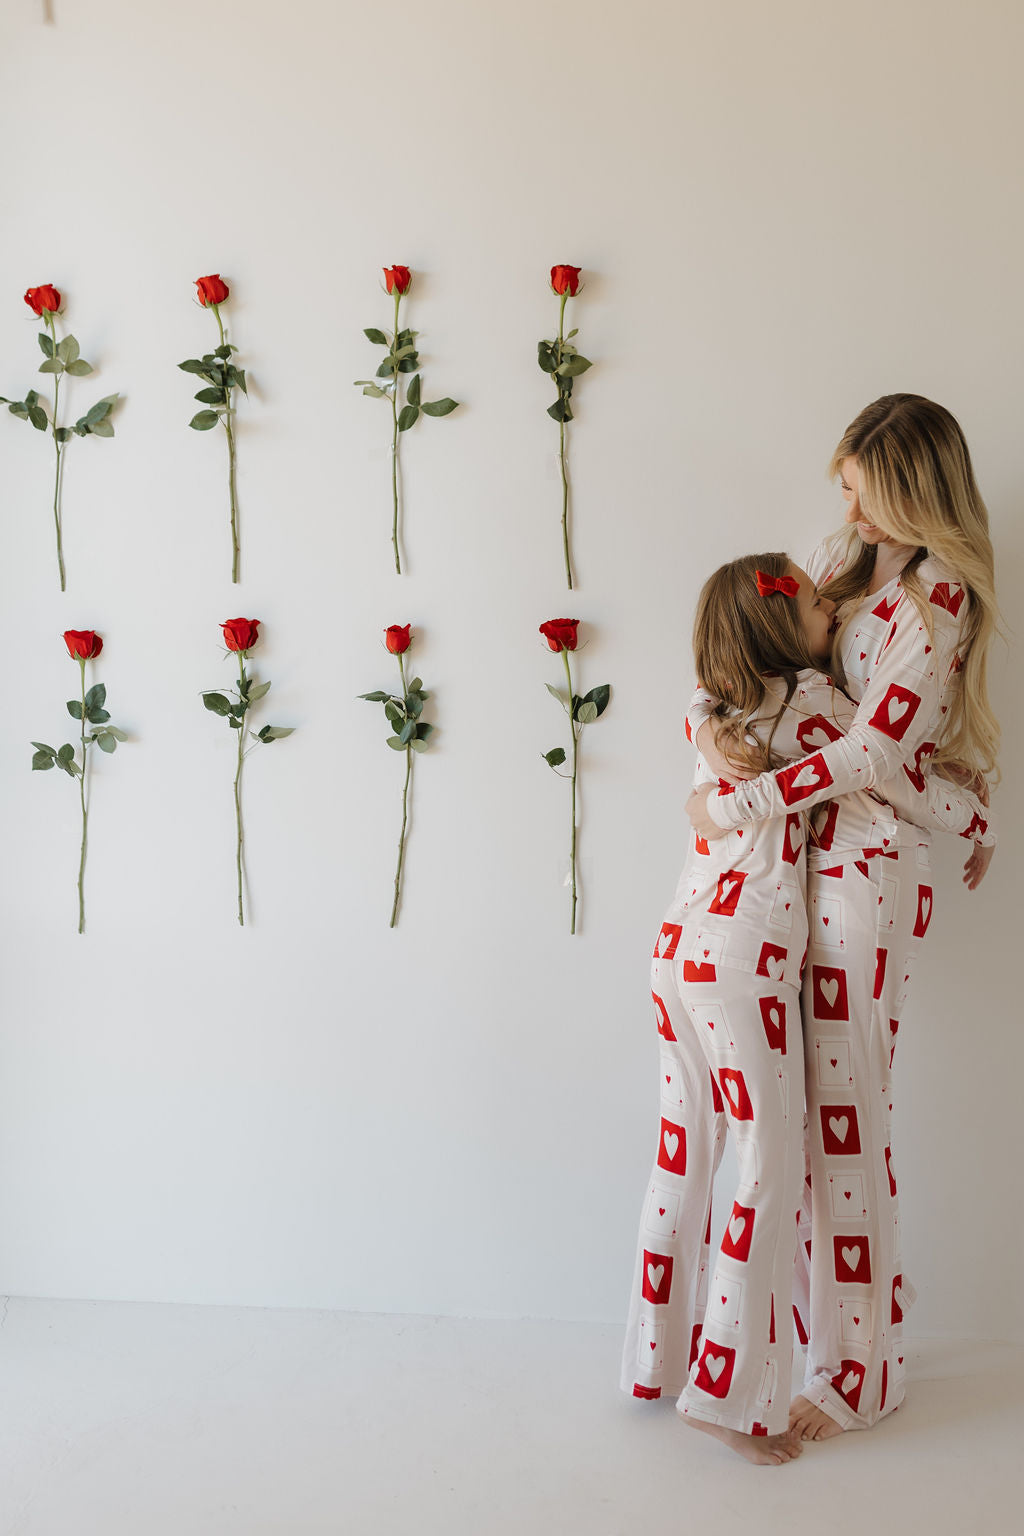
[685,687,753,782]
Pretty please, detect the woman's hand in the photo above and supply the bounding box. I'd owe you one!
[962,841,994,891]
[685,783,730,841]
[694,719,754,785]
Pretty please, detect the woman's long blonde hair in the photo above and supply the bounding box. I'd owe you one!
[823,394,1000,777]
[694,552,826,774]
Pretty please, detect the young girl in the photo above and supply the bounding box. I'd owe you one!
[686,396,998,1439]
[621,550,989,1466]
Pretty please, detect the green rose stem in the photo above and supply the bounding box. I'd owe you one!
[390,289,402,575]
[561,645,579,934]
[556,289,573,591]
[45,310,66,592]
[75,656,88,933]
[391,649,411,927]
[233,650,247,926]
[212,303,240,584]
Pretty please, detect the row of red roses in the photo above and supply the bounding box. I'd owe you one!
[10,264,588,591]
[34,612,605,935]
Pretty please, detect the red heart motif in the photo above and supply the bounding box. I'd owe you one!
[843,1190,851,1200]
[830,1057,838,1067]
[721,1295,727,1305]
[853,1316,860,1325]
[823,916,830,925]
[659,1207,665,1216]
[650,1340,657,1350]
[859,651,866,660]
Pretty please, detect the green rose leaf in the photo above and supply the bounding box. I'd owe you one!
[57,743,76,764]
[410,737,430,752]
[104,726,129,741]
[95,732,117,753]
[57,335,80,365]
[547,398,571,423]
[397,404,419,432]
[384,701,405,729]
[66,359,94,376]
[566,328,578,340]
[86,705,111,724]
[247,680,271,703]
[538,341,555,372]
[66,699,84,720]
[364,327,389,345]
[407,676,423,693]
[31,749,55,770]
[407,373,421,408]
[55,427,72,443]
[38,332,55,358]
[404,693,423,718]
[203,692,232,715]
[386,736,405,751]
[576,701,598,724]
[228,368,247,395]
[414,721,434,739]
[178,358,207,375]
[397,357,418,374]
[85,397,116,423]
[543,747,567,767]
[84,683,106,712]
[28,406,48,430]
[420,398,458,417]
[89,417,115,438]
[194,386,226,405]
[358,690,390,702]
[376,357,397,378]
[261,726,294,741]
[557,356,592,377]
[394,344,416,360]
[582,683,611,718]
[190,410,220,430]
[38,358,63,375]
[545,682,569,707]
[398,720,416,744]
[361,384,387,398]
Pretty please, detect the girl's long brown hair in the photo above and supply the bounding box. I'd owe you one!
[824,394,1000,777]
[694,552,825,774]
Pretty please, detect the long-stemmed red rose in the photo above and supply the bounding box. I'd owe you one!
[540,618,611,933]
[2,287,119,589]
[355,267,459,574]
[179,275,249,582]
[202,619,294,925]
[537,265,591,589]
[359,624,434,925]
[31,630,130,932]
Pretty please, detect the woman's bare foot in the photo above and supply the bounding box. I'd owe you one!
[789,1395,844,1440]
[681,1412,803,1465]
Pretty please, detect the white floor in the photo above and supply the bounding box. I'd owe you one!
[0,1298,1017,1536]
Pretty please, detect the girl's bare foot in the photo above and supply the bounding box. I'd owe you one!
[789,1395,844,1440]
[681,1412,804,1465]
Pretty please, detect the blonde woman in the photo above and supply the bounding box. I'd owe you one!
[686,395,999,1440]
[621,550,988,1465]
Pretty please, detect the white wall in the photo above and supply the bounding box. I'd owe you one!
[1,0,1020,1339]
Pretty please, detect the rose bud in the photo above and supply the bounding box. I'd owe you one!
[383,266,412,296]
[539,619,580,652]
[196,274,230,307]
[221,617,260,653]
[549,266,581,297]
[385,624,412,654]
[24,285,62,316]
[63,629,103,660]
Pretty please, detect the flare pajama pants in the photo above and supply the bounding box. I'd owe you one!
[792,842,931,1428]
[621,941,805,1435]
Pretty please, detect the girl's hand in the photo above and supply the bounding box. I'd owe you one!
[694,719,753,785]
[686,783,729,841]
[962,841,994,891]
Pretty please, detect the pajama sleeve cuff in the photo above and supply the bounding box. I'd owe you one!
[706,786,745,831]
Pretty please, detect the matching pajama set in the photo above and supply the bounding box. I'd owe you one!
[620,658,988,1435]
[690,540,995,1430]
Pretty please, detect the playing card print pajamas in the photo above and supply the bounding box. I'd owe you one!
[620,669,987,1433]
[695,542,994,1430]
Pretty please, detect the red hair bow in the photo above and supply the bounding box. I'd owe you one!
[755,570,799,598]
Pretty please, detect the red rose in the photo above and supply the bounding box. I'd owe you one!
[385,624,412,654]
[383,266,412,296]
[539,619,579,652]
[196,274,230,307]
[549,266,581,297]
[63,629,103,660]
[25,284,61,316]
[221,617,260,653]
